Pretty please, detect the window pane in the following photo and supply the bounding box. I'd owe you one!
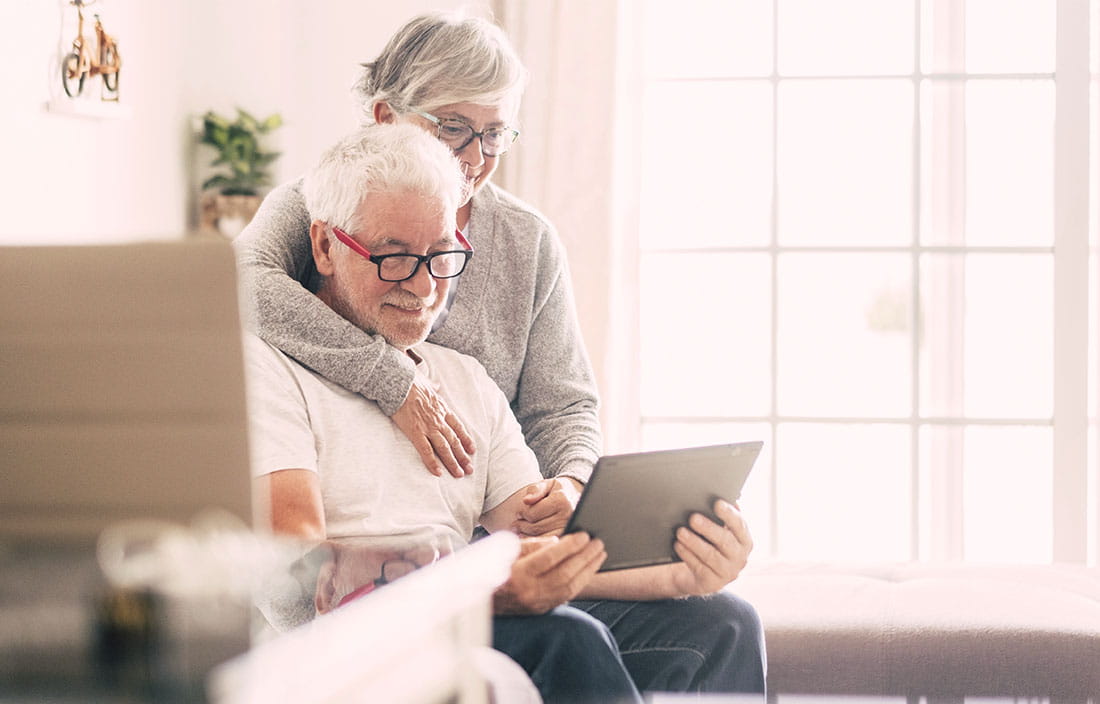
[778,80,913,246]
[934,254,1053,419]
[778,0,914,76]
[965,80,1054,246]
[643,0,772,78]
[920,254,1052,419]
[640,253,771,417]
[778,253,912,417]
[776,423,911,560]
[965,0,1055,74]
[641,422,770,452]
[640,81,773,249]
[922,79,1053,247]
[962,425,1052,563]
[641,422,773,554]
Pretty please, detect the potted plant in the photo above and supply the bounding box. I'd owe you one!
[198,108,283,237]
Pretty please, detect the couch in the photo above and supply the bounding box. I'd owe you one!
[728,560,1100,701]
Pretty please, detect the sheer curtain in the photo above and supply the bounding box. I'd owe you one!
[493,0,640,453]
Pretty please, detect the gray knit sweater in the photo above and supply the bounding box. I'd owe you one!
[234,178,601,483]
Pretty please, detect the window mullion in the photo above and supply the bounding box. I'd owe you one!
[921,0,968,562]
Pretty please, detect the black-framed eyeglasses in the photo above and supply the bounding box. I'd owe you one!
[331,226,473,282]
[416,111,520,157]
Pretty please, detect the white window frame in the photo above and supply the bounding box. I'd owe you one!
[627,0,1095,565]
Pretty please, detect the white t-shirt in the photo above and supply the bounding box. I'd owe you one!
[245,334,542,546]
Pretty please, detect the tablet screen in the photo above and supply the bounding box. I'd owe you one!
[563,442,762,571]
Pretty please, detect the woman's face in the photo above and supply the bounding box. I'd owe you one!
[404,102,516,203]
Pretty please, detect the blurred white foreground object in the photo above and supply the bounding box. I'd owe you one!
[209,532,528,704]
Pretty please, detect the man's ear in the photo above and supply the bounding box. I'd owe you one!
[310,220,336,277]
[373,101,397,124]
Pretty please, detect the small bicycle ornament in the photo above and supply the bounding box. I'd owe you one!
[61,0,121,99]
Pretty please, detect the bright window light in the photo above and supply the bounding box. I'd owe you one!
[636,0,1087,564]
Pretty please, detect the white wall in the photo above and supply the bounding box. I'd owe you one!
[2,0,192,243]
[0,0,481,244]
[271,0,486,179]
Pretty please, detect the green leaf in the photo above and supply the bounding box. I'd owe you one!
[203,111,230,130]
[199,108,283,194]
[260,114,283,132]
[209,125,230,147]
[236,108,259,132]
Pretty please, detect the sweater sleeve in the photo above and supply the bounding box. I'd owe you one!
[513,229,602,484]
[233,180,415,416]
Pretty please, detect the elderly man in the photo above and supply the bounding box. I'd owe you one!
[246,123,765,704]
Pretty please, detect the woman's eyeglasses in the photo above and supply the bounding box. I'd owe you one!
[417,111,520,157]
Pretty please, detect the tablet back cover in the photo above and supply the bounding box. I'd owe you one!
[566,442,762,571]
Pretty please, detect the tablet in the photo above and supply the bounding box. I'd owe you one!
[563,441,762,572]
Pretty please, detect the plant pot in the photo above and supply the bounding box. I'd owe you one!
[199,192,263,238]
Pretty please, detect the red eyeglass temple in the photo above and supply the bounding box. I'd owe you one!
[332,226,472,258]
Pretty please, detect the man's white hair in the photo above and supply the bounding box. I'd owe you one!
[302,123,465,233]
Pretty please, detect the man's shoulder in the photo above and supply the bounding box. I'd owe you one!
[243,331,284,362]
[243,333,303,383]
[246,333,369,414]
[244,333,325,386]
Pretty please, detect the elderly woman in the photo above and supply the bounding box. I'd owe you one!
[237,12,592,535]
[235,9,766,700]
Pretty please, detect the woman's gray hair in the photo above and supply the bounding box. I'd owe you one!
[354,10,528,123]
[302,123,466,234]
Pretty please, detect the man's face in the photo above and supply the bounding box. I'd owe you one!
[314,189,457,349]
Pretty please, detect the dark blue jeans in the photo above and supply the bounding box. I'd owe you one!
[493,591,766,704]
[494,605,643,704]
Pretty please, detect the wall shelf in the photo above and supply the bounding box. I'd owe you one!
[45,98,132,120]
